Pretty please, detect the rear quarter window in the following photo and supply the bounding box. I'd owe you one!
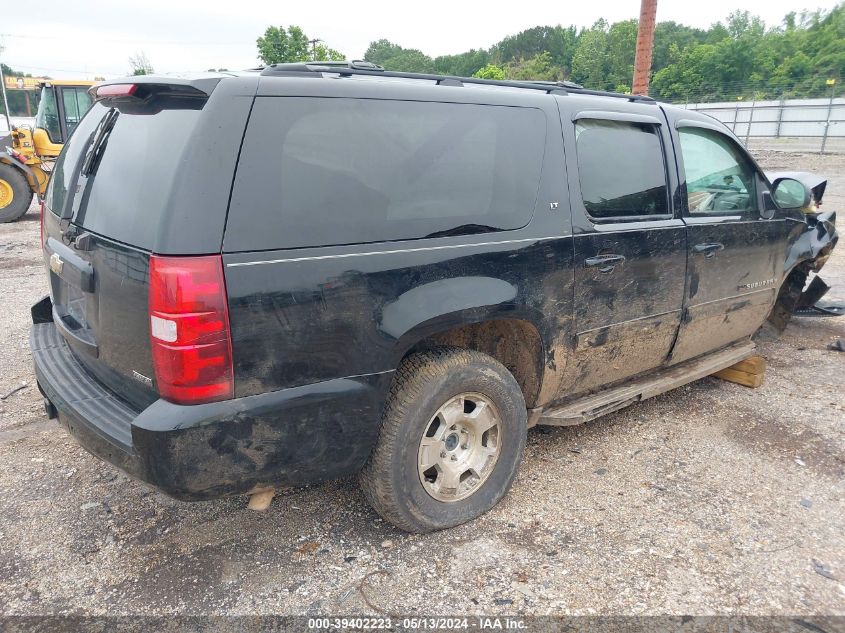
[224,97,547,252]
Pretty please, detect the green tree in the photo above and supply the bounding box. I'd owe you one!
[359,3,845,103]
[312,43,345,62]
[651,44,721,101]
[806,5,845,83]
[505,52,562,81]
[569,18,637,90]
[386,49,435,73]
[364,39,403,66]
[652,22,708,71]
[571,20,609,88]
[257,25,310,64]
[605,19,638,90]
[434,49,490,76]
[492,25,578,75]
[363,39,434,72]
[128,52,154,76]
[473,64,506,80]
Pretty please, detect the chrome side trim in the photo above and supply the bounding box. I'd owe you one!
[686,285,776,308]
[574,308,681,339]
[341,369,395,380]
[226,235,570,267]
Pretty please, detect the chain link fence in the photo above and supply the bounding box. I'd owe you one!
[675,92,844,154]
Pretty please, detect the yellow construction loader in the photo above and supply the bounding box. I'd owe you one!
[0,80,96,222]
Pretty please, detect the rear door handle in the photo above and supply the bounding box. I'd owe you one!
[693,242,724,258]
[585,254,626,273]
[45,237,95,293]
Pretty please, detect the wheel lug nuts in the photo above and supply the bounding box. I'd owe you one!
[440,451,447,458]
[450,455,457,461]
[461,443,469,449]
[460,428,468,434]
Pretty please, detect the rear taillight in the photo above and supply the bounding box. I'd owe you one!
[39,200,45,248]
[148,255,234,405]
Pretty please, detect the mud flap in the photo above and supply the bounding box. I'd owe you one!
[31,295,53,324]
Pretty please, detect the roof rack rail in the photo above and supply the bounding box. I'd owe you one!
[259,61,656,103]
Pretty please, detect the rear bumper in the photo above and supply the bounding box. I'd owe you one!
[30,315,391,501]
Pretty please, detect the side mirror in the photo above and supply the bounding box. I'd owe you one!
[772,177,811,210]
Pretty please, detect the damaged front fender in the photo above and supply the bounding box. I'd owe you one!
[762,210,838,336]
[783,210,838,273]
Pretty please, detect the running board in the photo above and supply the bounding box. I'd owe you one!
[537,342,756,427]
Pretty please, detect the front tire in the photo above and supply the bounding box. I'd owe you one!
[0,164,33,223]
[360,347,527,533]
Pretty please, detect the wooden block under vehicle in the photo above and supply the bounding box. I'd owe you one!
[727,356,766,375]
[712,355,766,388]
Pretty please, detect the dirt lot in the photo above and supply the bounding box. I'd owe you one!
[0,152,843,617]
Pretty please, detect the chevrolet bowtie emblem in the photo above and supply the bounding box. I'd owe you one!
[49,252,63,275]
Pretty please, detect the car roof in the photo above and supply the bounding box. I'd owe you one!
[246,62,669,115]
[42,80,98,87]
[99,65,725,125]
[259,61,656,103]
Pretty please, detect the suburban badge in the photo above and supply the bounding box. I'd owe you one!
[738,278,775,291]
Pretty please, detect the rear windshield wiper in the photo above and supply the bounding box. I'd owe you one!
[60,108,119,222]
[81,107,119,176]
[424,224,502,239]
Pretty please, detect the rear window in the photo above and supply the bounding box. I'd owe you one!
[47,101,203,250]
[224,97,546,252]
[46,103,101,214]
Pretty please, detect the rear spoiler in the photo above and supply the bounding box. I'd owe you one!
[89,78,219,115]
[91,75,222,100]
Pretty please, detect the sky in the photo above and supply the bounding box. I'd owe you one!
[0,0,841,80]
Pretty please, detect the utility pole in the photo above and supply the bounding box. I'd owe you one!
[308,38,323,61]
[632,0,658,95]
[0,43,12,131]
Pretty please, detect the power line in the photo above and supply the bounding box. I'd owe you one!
[2,63,115,75]
[0,32,249,47]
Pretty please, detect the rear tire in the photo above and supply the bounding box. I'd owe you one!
[0,164,33,223]
[360,347,527,533]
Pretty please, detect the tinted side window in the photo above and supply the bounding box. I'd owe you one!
[225,97,546,252]
[678,128,757,215]
[575,119,669,220]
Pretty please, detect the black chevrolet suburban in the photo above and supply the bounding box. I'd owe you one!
[30,63,837,532]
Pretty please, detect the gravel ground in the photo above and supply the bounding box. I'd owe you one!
[0,152,843,617]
